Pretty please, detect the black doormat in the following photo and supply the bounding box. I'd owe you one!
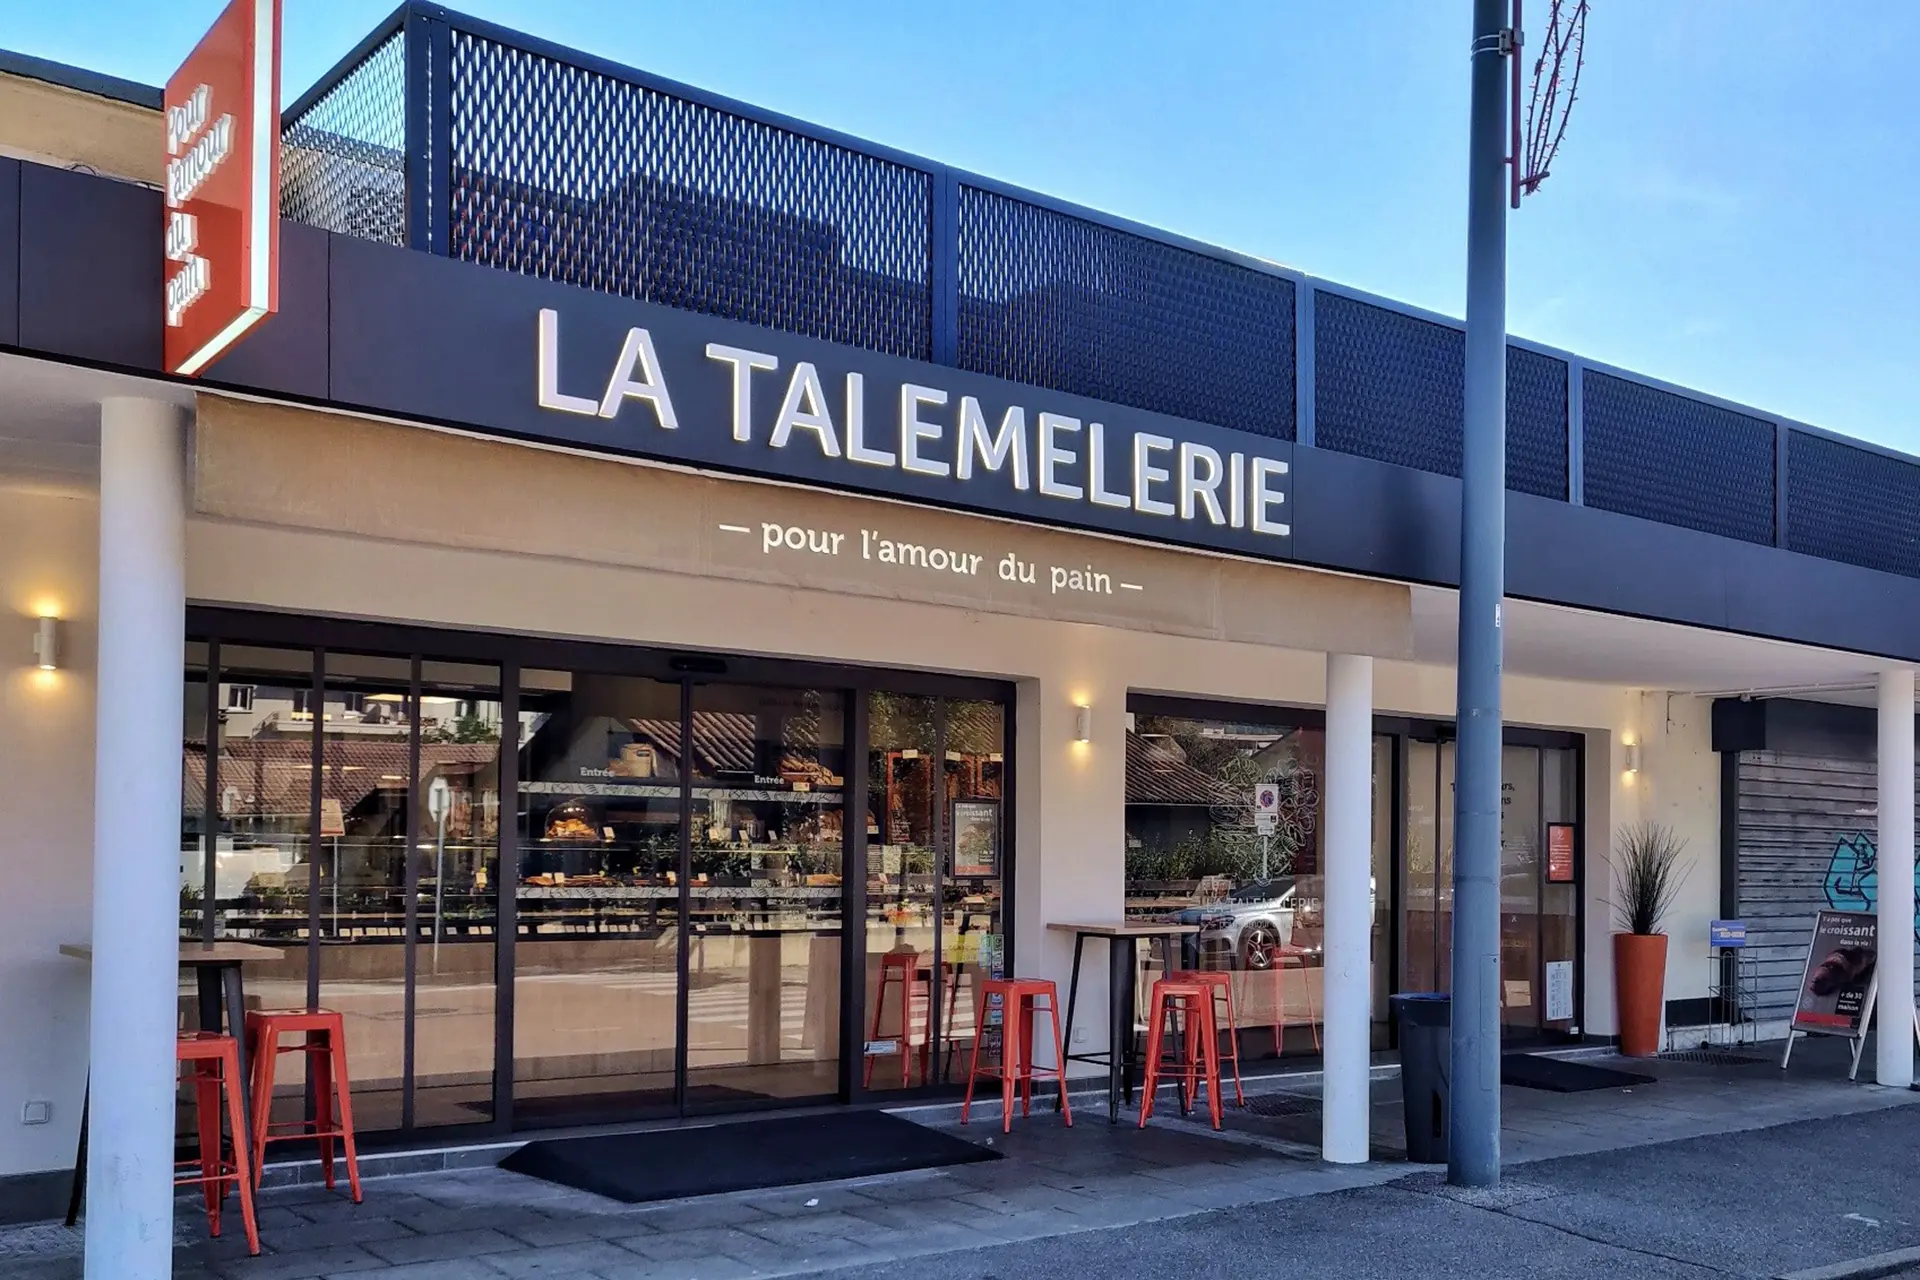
[501,1109,998,1203]
[1501,1053,1655,1093]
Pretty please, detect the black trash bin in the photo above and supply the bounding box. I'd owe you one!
[1391,993,1450,1163]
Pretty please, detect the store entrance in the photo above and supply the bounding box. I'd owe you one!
[184,610,1018,1143]
[513,671,849,1122]
[1400,735,1581,1040]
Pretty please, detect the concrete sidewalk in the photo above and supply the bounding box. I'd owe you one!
[2,1043,1914,1280]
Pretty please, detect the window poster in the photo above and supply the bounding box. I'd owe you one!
[951,801,1000,877]
[1546,822,1576,883]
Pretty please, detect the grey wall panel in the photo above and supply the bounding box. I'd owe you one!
[17,164,162,369]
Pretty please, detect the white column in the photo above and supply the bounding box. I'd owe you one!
[1322,653,1373,1164]
[1878,668,1915,1089]
[86,398,187,1280]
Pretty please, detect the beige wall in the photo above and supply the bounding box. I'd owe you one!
[0,394,1735,1177]
[0,482,98,1177]
[0,72,161,185]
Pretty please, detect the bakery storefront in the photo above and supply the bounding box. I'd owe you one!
[9,9,1920,1252]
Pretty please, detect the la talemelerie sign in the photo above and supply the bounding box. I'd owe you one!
[163,0,281,376]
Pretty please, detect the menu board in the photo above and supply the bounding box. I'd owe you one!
[1546,822,1576,883]
[1790,910,1878,1035]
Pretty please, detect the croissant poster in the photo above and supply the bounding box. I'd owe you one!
[1791,909,1878,1035]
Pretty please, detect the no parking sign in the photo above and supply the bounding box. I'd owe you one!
[1252,782,1279,834]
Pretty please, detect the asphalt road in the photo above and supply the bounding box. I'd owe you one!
[822,1104,1920,1280]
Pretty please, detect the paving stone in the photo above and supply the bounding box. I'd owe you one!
[210,1242,387,1280]
[591,1254,763,1280]
[259,1214,420,1253]
[480,1238,651,1276]
[359,1229,523,1266]
[615,1225,790,1268]
[327,1260,509,1280]
[625,1199,773,1233]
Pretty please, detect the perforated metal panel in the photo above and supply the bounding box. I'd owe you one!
[1582,372,1774,544]
[1507,346,1569,500]
[280,31,407,245]
[956,187,1294,438]
[1787,431,1920,577]
[444,33,932,359]
[1313,293,1567,497]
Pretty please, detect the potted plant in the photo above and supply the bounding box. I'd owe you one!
[1611,822,1690,1057]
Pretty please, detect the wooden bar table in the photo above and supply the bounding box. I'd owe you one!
[1046,921,1198,1122]
[60,941,282,1225]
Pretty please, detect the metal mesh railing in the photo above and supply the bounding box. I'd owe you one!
[444,32,933,359]
[274,9,1920,584]
[1582,371,1776,545]
[956,187,1295,439]
[1313,293,1567,498]
[280,30,407,246]
[1787,431,1920,578]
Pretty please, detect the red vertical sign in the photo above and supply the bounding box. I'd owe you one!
[163,0,281,376]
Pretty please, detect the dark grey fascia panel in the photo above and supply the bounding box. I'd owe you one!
[200,220,330,401]
[16,164,162,370]
[0,158,18,348]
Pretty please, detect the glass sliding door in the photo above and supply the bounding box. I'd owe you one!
[1499,745,1544,1033]
[936,700,1007,1081]
[411,661,503,1127]
[861,693,942,1093]
[513,670,685,1122]
[1398,736,1582,1041]
[685,683,846,1106]
[313,652,415,1132]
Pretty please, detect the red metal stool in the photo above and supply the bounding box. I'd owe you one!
[961,978,1072,1133]
[864,951,950,1087]
[1139,978,1223,1130]
[176,1032,260,1255]
[245,1009,362,1201]
[1168,969,1246,1105]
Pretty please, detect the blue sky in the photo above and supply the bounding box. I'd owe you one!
[11,1,1918,452]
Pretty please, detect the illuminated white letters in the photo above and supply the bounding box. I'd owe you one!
[1179,442,1227,524]
[769,361,842,457]
[1132,433,1176,517]
[1086,423,1131,510]
[1251,457,1291,536]
[536,310,1294,543]
[844,372,895,467]
[536,309,598,416]
[1037,413,1083,500]
[706,343,779,442]
[899,384,950,477]
[955,398,1029,490]
[597,326,679,428]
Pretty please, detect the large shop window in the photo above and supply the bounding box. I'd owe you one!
[181,645,504,1133]
[1123,706,1393,1055]
[184,616,1016,1138]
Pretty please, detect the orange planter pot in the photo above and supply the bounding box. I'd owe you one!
[1612,932,1668,1057]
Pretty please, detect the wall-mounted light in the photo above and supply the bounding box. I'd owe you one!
[31,617,59,671]
[1623,742,1641,775]
[1074,704,1093,743]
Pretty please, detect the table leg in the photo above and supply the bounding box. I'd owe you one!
[222,964,255,1150]
[1110,937,1137,1123]
[196,965,222,1035]
[64,1076,88,1226]
[1056,933,1086,1112]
